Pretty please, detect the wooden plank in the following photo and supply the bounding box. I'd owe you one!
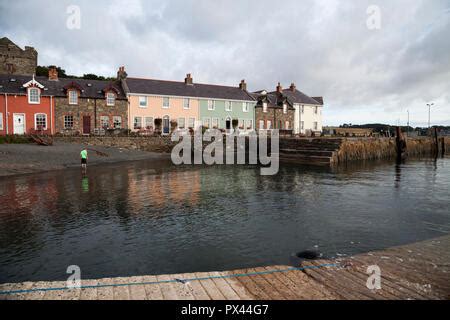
[141,275,164,300]
[252,267,299,300]
[113,277,131,300]
[194,272,226,300]
[228,269,272,300]
[156,274,179,300]
[168,274,196,300]
[97,278,114,300]
[207,272,240,300]
[0,282,34,301]
[246,268,286,300]
[127,276,147,300]
[79,279,98,300]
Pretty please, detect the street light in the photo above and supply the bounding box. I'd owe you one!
[427,103,434,128]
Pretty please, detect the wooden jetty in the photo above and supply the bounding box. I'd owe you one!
[1,235,449,300]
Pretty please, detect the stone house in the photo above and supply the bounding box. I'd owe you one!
[46,68,128,135]
[253,83,295,132]
[0,37,37,76]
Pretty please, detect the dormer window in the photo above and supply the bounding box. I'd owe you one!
[69,90,78,105]
[28,88,40,104]
[106,92,115,106]
[263,102,268,113]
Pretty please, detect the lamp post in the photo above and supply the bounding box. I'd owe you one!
[427,103,434,129]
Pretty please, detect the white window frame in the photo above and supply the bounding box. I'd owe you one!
[106,92,115,106]
[301,105,305,114]
[100,116,110,128]
[203,117,211,128]
[145,117,154,129]
[28,88,40,104]
[314,106,318,115]
[263,102,268,113]
[134,116,143,129]
[178,118,186,129]
[247,119,253,130]
[188,117,195,128]
[314,121,318,130]
[212,117,219,129]
[259,120,264,130]
[301,121,305,130]
[283,103,287,114]
[68,90,78,105]
[163,97,170,109]
[113,116,122,129]
[34,113,47,130]
[285,121,290,129]
[225,101,232,112]
[239,119,245,129]
[267,120,272,129]
[0,112,3,130]
[207,100,215,111]
[183,98,190,110]
[64,115,74,129]
[139,96,148,108]
[243,102,249,113]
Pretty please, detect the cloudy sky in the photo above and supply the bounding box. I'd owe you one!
[1,0,449,126]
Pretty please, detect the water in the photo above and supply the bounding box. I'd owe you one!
[1,157,449,283]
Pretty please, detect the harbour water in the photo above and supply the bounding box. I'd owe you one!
[0,157,449,283]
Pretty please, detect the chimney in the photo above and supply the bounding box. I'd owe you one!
[290,83,296,92]
[48,67,58,81]
[239,79,247,91]
[117,66,127,80]
[276,82,283,93]
[185,73,193,85]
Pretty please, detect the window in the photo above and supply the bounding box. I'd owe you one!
[28,88,40,104]
[203,118,211,128]
[243,102,249,113]
[64,115,74,129]
[178,118,185,129]
[34,114,47,130]
[0,113,3,130]
[247,119,253,130]
[239,119,245,129]
[134,116,142,129]
[314,122,318,130]
[139,96,147,108]
[163,97,170,108]
[212,118,219,129]
[69,90,78,105]
[207,100,215,111]
[113,116,122,129]
[106,92,115,106]
[145,117,154,129]
[301,121,304,130]
[100,116,109,128]
[263,102,268,113]
[267,120,272,129]
[283,103,287,114]
[301,105,305,114]
[259,120,264,130]
[285,121,290,129]
[315,106,318,114]
[226,101,232,112]
[188,117,195,128]
[183,98,190,110]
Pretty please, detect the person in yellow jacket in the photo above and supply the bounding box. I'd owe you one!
[80,148,88,170]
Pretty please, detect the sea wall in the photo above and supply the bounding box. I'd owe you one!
[335,137,449,163]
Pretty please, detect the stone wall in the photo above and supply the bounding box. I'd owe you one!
[54,97,128,134]
[0,38,37,76]
[255,107,295,130]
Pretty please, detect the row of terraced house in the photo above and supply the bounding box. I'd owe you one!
[0,37,323,136]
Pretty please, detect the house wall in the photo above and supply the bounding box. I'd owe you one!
[255,106,295,130]
[198,99,255,130]
[295,103,323,134]
[54,96,128,134]
[0,93,54,135]
[128,95,200,130]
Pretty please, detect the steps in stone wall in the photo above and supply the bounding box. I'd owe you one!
[279,138,343,166]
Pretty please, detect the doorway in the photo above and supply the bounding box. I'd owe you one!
[83,116,91,134]
[163,116,170,135]
[13,114,25,135]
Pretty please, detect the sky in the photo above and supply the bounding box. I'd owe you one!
[1,0,449,127]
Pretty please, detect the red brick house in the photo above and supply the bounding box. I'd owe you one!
[0,75,55,135]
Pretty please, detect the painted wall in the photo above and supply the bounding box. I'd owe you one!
[294,103,323,134]
[0,93,55,135]
[199,99,256,131]
[128,95,200,131]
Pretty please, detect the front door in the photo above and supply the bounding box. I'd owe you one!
[83,116,91,134]
[162,117,170,134]
[13,114,25,135]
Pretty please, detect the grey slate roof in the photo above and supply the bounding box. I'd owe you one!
[280,89,322,105]
[0,74,127,100]
[125,77,255,101]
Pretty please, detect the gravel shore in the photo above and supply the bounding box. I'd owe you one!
[0,142,170,177]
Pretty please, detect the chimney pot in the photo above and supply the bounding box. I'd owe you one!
[290,83,296,91]
[239,79,247,91]
[185,73,193,85]
[276,82,283,93]
[117,66,127,80]
[48,67,58,81]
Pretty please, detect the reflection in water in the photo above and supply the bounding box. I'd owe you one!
[0,157,449,283]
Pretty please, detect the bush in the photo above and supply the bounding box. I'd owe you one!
[0,135,32,144]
